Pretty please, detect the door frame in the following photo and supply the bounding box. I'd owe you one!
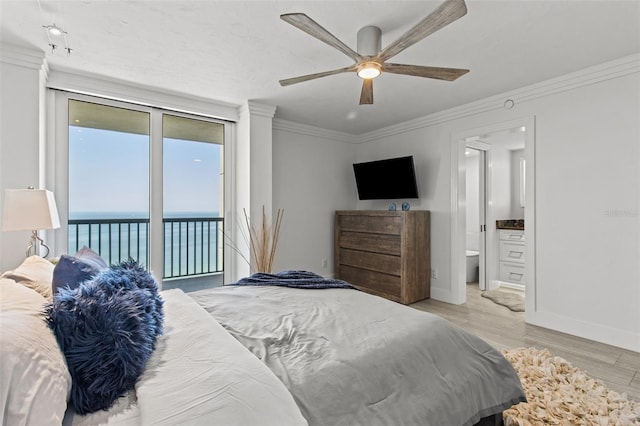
[450,116,536,318]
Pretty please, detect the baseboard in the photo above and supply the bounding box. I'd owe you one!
[430,287,454,304]
[496,281,525,292]
[488,280,502,291]
[527,310,640,353]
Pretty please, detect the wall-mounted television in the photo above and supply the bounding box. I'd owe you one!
[353,156,419,200]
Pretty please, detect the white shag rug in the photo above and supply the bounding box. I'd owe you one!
[502,347,640,425]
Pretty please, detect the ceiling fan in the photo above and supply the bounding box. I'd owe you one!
[279,0,469,105]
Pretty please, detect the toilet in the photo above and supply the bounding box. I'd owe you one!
[466,250,479,283]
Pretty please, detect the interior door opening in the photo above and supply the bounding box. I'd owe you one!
[452,116,535,317]
[461,125,527,309]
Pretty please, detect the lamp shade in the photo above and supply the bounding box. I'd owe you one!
[2,189,61,232]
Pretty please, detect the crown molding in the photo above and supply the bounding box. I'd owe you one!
[0,44,46,71]
[273,119,358,144]
[359,53,640,142]
[46,66,240,122]
[243,101,277,118]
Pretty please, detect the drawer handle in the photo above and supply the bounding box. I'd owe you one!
[508,235,523,240]
[508,251,523,259]
[509,272,523,280]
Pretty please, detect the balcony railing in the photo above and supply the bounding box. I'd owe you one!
[67,217,224,279]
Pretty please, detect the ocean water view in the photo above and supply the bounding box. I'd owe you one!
[68,212,223,278]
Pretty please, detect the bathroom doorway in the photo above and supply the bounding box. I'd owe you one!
[462,126,526,306]
[450,116,536,316]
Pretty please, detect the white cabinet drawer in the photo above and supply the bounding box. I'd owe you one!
[500,241,525,263]
[500,262,525,284]
[499,230,524,242]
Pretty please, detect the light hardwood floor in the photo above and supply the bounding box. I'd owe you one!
[410,284,640,402]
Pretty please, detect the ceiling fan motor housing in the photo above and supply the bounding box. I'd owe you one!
[357,26,382,56]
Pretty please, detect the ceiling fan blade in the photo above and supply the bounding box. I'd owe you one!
[281,13,362,62]
[383,63,469,81]
[376,0,467,63]
[279,65,356,87]
[359,79,374,105]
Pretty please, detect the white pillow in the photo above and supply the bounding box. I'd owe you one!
[1,256,55,300]
[0,278,71,425]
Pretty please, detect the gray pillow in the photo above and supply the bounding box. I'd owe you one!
[52,246,108,294]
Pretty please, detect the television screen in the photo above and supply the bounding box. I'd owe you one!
[353,156,419,200]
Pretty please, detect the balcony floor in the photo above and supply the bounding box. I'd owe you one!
[162,273,224,293]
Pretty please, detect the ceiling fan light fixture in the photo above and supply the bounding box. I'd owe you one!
[279,0,470,103]
[357,62,382,79]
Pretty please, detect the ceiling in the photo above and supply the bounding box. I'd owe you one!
[2,1,639,135]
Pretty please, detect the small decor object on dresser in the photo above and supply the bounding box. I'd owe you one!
[401,202,410,211]
[334,210,430,304]
[388,202,397,211]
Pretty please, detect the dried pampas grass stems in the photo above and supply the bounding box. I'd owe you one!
[502,347,640,425]
[243,206,284,274]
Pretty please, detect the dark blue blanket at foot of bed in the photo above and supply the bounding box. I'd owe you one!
[232,270,356,290]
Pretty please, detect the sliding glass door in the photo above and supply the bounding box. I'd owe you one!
[67,99,150,265]
[162,114,224,279]
[62,94,227,289]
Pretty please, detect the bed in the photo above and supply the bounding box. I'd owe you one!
[1,256,526,426]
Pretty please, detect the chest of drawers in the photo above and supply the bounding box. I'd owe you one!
[334,210,430,304]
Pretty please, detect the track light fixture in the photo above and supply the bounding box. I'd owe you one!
[42,22,73,55]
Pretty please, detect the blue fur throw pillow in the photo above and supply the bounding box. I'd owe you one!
[45,259,164,414]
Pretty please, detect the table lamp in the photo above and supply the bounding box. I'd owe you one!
[2,187,61,258]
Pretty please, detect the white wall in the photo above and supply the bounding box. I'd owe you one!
[354,58,640,351]
[234,102,276,282]
[510,149,525,219]
[528,72,639,350]
[272,121,357,276]
[491,146,512,223]
[0,46,47,272]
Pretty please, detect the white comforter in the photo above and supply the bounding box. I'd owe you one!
[190,285,526,426]
[65,289,307,426]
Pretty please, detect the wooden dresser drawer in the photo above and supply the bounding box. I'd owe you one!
[338,214,402,235]
[340,265,401,298]
[339,231,401,255]
[340,248,401,276]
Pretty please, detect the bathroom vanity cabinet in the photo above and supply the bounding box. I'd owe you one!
[498,229,525,286]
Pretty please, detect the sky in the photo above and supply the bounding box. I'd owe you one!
[69,127,221,218]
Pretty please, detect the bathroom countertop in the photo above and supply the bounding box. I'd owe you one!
[496,219,524,230]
